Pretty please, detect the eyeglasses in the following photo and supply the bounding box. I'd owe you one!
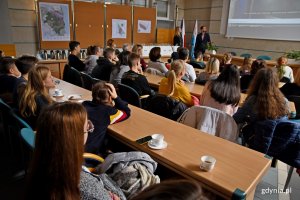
[84,120,94,134]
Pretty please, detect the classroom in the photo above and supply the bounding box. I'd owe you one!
[0,0,300,199]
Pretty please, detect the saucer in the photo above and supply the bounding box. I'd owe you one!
[53,94,64,98]
[148,140,167,150]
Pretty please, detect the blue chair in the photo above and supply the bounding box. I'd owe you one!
[229,51,237,56]
[20,128,35,149]
[257,55,272,60]
[240,53,252,58]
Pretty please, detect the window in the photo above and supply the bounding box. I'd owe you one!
[132,0,146,6]
[156,0,169,19]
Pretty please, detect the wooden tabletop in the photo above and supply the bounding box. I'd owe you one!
[54,78,271,199]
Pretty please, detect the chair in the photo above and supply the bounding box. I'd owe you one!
[20,128,35,149]
[63,64,72,83]
[240,53,252,58]
[145,68,165,76]
[177,106,239,142]
[63,64,83,87]
[83,153,104,173]
[287,95,300,119]
[189,61,205,69]
[229,51,237,56]
[257,55,272,60]
[146,94,188,120]
[118,83,142,107]
[81,72,100,90]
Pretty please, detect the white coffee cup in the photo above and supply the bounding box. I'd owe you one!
[151,134,164,147]
[200,155,216,172]
[54,89,63,96]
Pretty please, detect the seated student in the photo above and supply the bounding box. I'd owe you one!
[159,60,194,107]
[240,59,267,93]
[68,41,86,71]
[200,64,240,116]
[234,68,289,125]
[195,57,220,85]
[131,179,209,200]
[122,53,155,96]
[280,69,300,97]
[82,82,130,155]
[84,45,102,75]
[189,50,206,69]
[26,102,125,200]
[240,56,252,76]
[92,48,118,81]
[132,44,147,70]
[178,47,196,82]
[0,57,21,104]
[276,56,294,83]
[13,55,39,105]
[170,46,181,62]
[110,50,130,86]
[147,47,168,75]
[107,38,116,49]
[19,66,55,129]
[219,52,232,72]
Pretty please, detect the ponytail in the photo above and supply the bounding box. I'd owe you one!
[167,70,176,96]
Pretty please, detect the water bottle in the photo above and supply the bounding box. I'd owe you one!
[50,50,55,59]
[44,50,48,60]
[62,50,66,59]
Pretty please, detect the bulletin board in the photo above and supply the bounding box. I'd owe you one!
[133,6,156,44]
[106,4,132,47]
[74,2,104,48]
[38,0,73,49]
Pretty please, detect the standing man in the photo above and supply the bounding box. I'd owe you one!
[195,26,211,55]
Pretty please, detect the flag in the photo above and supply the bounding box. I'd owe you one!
[180,18,185,47]
[190,20,198,59]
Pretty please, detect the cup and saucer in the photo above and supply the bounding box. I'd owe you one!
[148,134,167,150]
[53,89,64,102]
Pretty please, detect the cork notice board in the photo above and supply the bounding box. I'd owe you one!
[133,6,156,44]
[106,4,132,47]
[38,0,73,49]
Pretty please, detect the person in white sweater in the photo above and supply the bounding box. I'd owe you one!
[178,47,196,82]
[84,45,102,75]
[276,56,294,83]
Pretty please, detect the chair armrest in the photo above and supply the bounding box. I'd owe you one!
[83,153,104,163]
[140,95,150,99]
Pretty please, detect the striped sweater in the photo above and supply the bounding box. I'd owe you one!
[83,97,131,155]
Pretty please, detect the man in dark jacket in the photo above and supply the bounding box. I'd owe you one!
[195,26,211,54]
[92,48,117,81]
[68,41,85,71]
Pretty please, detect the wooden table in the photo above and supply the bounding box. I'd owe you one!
[144,72,296,112]
[54,78,271,200]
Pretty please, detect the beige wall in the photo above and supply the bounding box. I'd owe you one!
[181,0,300,59]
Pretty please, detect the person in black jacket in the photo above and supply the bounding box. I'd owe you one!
[195,26,211,54]
[121,53,155,96]
[68,41,85,71]
[173,26,183,47]
[92,48,118,81]
[82,82,130,155]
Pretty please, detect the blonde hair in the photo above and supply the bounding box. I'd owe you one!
[19,66,53,118]
[205,57,219,74]
[277,56,288,79]
[167,60,185,96]
[223,52,232,63]
[294,70,300,87]
[175,27,181,36]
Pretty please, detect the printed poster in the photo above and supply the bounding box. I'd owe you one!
[112,19,127,39]
[138,20,151,33]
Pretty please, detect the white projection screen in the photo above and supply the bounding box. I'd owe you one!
[226,0,300,41]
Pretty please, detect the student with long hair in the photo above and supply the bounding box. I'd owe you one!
[147,47,168,75]
[159,60,194,107]
[19,66,55,128]
[195,57,220,85]
[234,68,289,124]
[83,82,130,154]
[132,44,147,70]
[200,64,240,116]
[26,102,124,200]
[109,50,130,86]
[276,56,294,83]
[173,26,182,47]
[219,52,232,72]
[280,69,300,96]
[85,45,102,74]
[240,56,252,75]
[131,179,209,200]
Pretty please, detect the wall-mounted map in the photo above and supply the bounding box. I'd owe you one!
[138,20,151,33]
[39,2,70,41]
[112,19,127,39]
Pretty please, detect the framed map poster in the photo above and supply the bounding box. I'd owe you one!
[39,2,71,41]
[112,19,127,39]
[138,20,151,33]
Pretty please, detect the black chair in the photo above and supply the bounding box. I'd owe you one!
[146,94,188,120]
[63,64,83,87]
[287,95,300,119]
[81,72,100,90]
[189,61,205,69]
[118,83,142,107]
[229,51,237,56]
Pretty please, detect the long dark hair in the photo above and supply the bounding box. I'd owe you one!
[26,102,87,200]
[247,68,289,119]
[209,64,240,106]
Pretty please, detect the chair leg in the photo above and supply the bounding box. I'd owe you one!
[284,167,294,191]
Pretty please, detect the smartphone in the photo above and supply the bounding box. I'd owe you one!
[136,135,152,144]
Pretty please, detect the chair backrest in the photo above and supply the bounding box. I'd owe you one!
[287,95,300,118]
[118,83,141,107]
[240,53,252,58]
[257,55,272,60]
[229,51,237,56]
[177,106,239,142]
[63,64,72,82]
[81,72,100,90]
[145,68,165,76]
[20,128,35,149]
[70,67,84,87]
[189,61,205,69]
[146,94,188,120]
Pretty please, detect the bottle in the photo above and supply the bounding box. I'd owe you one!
[62,50,66,59]
[82,50,87,59]
[44,50,48,60]
[50,50,55,59]
[80,50,83,59]
[55,50,61,60]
